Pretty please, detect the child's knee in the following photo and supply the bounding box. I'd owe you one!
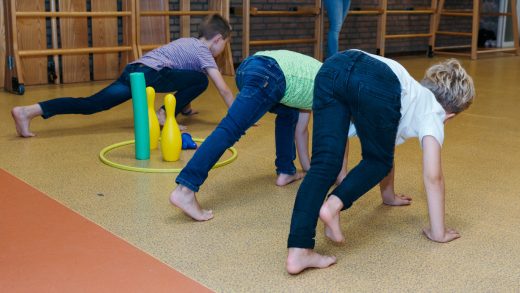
[200,74,209,89]
[375,160,393,179]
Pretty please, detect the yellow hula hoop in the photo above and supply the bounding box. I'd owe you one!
[99,138,237,173]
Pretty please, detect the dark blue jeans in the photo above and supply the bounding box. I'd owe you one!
[39,63,208,119]
[176,55,299,192]
[288,50,402,249]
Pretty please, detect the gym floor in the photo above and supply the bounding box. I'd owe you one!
[1,54,520,292]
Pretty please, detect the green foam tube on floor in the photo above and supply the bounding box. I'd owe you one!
[129,72,150,160]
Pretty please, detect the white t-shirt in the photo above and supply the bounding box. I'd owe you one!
[348,50,446,147]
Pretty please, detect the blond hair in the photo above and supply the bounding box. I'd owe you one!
[420,59,475,114]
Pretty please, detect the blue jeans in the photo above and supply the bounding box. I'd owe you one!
[324,0,351,59]
[39,63,208,118]
[176,55,299,192]
[287,50,402,249]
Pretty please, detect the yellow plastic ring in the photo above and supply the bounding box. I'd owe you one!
[99,138,237,173]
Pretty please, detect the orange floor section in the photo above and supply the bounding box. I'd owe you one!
[0,169,212,293]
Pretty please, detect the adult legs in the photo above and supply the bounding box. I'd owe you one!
[324,0,351,58]
[342,0,352,20]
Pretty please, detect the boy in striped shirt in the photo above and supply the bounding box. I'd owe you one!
[12,14,234,137]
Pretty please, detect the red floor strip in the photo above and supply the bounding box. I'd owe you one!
[0,169,212,293]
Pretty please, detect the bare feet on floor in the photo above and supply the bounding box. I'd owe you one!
[157,108,166,126]
[276,172,304,186]
[319,195,345,243]
[11,105,40,137]
[181,107,199,116]
[382,193,412,206]
[169,185,213,221]
[286,248,337,275]
[157,108,188,131]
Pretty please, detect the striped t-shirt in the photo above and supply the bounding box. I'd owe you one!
[135,38,218,72]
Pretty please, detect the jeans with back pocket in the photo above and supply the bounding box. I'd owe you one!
[176,55,299,192]
[288,50,402,249]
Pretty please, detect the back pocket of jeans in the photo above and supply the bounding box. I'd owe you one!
[357,82,401,129]
[312,68,338,110]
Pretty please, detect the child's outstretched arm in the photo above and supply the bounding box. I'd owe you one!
[421,135,460,243]
[379,163,412,206]
[206,67,234,108]
[295,111,311,172]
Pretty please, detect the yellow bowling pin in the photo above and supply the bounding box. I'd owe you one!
[161,94,182,162]
[146,87,160,150]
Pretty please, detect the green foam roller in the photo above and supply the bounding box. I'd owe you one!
[129,72,150,160]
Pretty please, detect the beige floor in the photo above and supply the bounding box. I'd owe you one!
[1,54,520,292]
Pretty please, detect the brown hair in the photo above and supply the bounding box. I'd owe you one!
[198,14,232,40]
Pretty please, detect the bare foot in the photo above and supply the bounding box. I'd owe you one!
[319,195,345,243]
[286,248,336,275]
[422,227,461,243]
[169,185,213,221]
[181,107,199,116]
[11,105,41,137]
[157,108,188,131]
[382,193,412,206]
[276,172,304,187]
[157,108,166,126]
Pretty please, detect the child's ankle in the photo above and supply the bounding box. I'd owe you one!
[326,195,344,211]
[177,184,193,193]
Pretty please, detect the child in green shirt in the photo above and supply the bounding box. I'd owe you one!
[170,50,322,221]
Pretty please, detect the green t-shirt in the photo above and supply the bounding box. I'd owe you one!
[254,50,322,110]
